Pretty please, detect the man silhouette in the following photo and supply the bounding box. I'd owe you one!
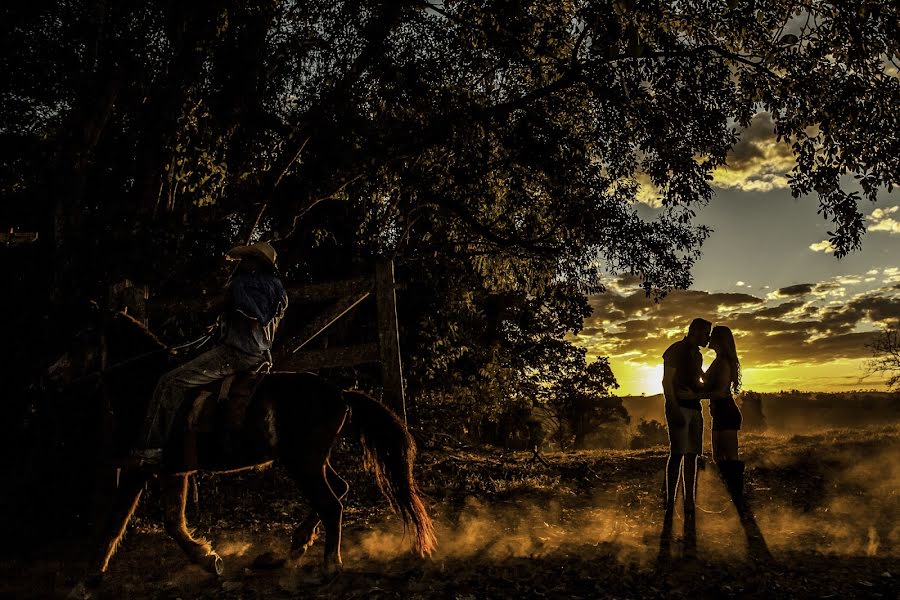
[661,318,711,518]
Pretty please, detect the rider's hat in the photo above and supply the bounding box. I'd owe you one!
[226,241,278,269]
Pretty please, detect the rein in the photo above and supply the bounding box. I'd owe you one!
[69,331,213,386]
[69,347,167,386]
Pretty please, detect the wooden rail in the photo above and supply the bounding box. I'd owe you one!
[0,230,38,246]
[277,260,407,423]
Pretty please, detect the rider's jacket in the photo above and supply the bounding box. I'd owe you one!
[220,270,288,357]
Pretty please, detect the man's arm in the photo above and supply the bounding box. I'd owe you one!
[662,365,687,428]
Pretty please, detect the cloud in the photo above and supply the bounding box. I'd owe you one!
[868,205,900,234]
[633,172,663,208]
[774,283,814,297]
[712,113,795,192]
[578,277,900,370]
[810,240,836,253]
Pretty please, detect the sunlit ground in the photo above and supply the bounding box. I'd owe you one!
[3,426,897,599]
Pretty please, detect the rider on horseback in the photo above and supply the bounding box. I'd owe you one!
[131,241,288,464]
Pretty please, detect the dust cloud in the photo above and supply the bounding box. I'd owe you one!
[750,438,900,557]
[348,497,664,567]
[345,428,899,567]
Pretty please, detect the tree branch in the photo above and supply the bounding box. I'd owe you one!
[241,0,411,242]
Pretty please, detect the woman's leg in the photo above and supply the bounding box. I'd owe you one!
[718,430,739,460]
[712,431,722,464]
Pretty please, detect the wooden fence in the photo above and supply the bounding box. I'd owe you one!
[274,259,407,422]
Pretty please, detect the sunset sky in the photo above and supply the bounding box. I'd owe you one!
[574,113,900,396]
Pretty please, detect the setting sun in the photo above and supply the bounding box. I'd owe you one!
[638,364,665,396]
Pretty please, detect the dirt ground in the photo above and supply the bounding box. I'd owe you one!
[3,426,898,599]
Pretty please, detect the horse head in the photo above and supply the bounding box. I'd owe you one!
[44,302,170,388]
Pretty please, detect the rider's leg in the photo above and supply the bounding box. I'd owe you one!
[138,345,262,452]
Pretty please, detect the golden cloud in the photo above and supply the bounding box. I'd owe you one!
[810,240,836,253]
[633,172,663,208]
[577,276,900,371]
[869,205,900,234]
[712,112,795,192]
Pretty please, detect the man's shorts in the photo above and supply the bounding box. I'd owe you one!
[668,408,703,455]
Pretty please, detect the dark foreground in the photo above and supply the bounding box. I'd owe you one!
[3,426,898,599]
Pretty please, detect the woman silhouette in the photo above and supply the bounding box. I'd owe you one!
[681,325,746,507]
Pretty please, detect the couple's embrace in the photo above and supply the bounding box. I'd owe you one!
[662,318,745,518]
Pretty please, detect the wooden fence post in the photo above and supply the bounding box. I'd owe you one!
[375,260,406,424]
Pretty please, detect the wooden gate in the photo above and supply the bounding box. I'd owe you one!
[274,259,407,423]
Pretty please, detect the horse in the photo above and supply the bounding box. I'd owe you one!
[46,307,436,585]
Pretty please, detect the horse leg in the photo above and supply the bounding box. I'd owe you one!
[290,513,321,561]
[161,474,223,576]
[289,461,348,561]
[289,464,344,579]
[85,470,148,587]
[326,460,349,501]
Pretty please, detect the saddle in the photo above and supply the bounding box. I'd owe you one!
[175,372,266,471]
[187,372,263,433]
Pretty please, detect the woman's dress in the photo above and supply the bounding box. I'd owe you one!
[705,358,742,431]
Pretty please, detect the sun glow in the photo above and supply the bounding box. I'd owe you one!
[612,362,665,396]
[609,356,883,397]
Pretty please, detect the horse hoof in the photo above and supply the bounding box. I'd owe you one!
[290,523,319,560]
[290,542,311,561]
[321,561,343,582]
[203,553,224,576]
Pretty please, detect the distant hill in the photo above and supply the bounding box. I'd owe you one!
[621,391,900,432]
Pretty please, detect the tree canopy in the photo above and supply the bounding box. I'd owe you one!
[2,0,899,429]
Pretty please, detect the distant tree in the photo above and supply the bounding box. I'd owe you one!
[630,418,668,449]
[738,390,768,431]
[868,327,900,390]
[535,346,623,449]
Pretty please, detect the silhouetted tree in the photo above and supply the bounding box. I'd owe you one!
[630,418,668,449]
[739,390,768,432]
[868,327,900,390]
[529,343,622,449]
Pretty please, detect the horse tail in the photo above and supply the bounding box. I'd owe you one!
[343,391,436,556]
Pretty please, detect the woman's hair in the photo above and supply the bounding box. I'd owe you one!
[711,325,741,394]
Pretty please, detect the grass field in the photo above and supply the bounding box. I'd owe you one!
[3,425,898,599]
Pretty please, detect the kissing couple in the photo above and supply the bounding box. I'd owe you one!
[661,318,745,517]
